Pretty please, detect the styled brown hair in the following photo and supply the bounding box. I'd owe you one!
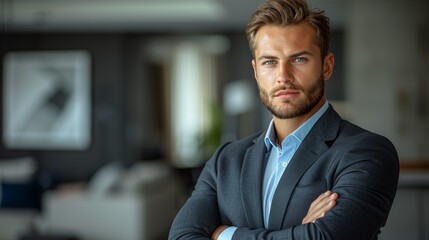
[246,0,330,58]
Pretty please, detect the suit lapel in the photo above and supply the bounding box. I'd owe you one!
[240,134,268,228]
[268,106,341,230]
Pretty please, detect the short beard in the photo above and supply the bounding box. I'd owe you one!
[258,75,325,119]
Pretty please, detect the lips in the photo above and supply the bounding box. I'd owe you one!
[274,89,300,98]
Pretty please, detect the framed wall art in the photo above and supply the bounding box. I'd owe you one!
[2,51,91,150]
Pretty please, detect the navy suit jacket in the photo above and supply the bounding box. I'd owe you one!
[169,106,399,240]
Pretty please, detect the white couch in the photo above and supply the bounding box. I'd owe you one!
[40,161,185,240]
[0,161,185,240]
[0,209,40,240]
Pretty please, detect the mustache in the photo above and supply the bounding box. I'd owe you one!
[269,83,302,96]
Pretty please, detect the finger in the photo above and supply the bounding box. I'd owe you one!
[303,191,338,224]
[303,191,332,224]
[311,192,337,215]
[310,192,338,222]
[309,191,334,212]
[309,191,331,208]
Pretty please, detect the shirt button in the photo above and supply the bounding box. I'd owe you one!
[282,162,287,168]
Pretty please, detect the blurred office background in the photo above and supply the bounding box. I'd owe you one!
[0,0,428,239]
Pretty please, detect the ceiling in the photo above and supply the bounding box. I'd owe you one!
[1,0,347,32]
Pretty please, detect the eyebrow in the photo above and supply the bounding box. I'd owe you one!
[257,50,313,61]
[288,51,313,58]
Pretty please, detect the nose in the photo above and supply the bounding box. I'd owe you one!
[276,62,293,84]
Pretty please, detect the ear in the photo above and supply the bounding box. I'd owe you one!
[322,52,335,81]
[252,59,258,81]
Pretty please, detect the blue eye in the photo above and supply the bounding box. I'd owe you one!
[294,57,307,63]
[263,60,276,65]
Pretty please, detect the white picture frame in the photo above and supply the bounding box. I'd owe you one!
[2,51,91,150]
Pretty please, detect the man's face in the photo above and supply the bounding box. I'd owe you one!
[252,23,334,119]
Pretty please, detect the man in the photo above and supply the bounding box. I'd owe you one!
[169,0,399,239]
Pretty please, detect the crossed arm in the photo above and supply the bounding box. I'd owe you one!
[169,134,399,240]
[211,191,339,240]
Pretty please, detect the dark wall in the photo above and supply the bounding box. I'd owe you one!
[0,33,127,182]
[0,32,256,183]
[0,30,341,183]
[220,33,268,140]
[327,30,345,101]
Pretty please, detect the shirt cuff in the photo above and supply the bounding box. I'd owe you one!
[217,226,238,240]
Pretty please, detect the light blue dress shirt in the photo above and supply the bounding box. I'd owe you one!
[262,101,328,228]
[218,101,329,240]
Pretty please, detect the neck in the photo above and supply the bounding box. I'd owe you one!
[273,98,326,144]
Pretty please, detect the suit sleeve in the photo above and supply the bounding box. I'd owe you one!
[168,143,231,240]
[232,133,399,240]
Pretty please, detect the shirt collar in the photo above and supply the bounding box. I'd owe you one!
[264,101,329,150]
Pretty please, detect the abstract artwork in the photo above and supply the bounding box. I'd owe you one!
[3,51,91,150]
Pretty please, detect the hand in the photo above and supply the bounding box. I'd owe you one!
[211,225,230,240]
[302,190,338,224]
